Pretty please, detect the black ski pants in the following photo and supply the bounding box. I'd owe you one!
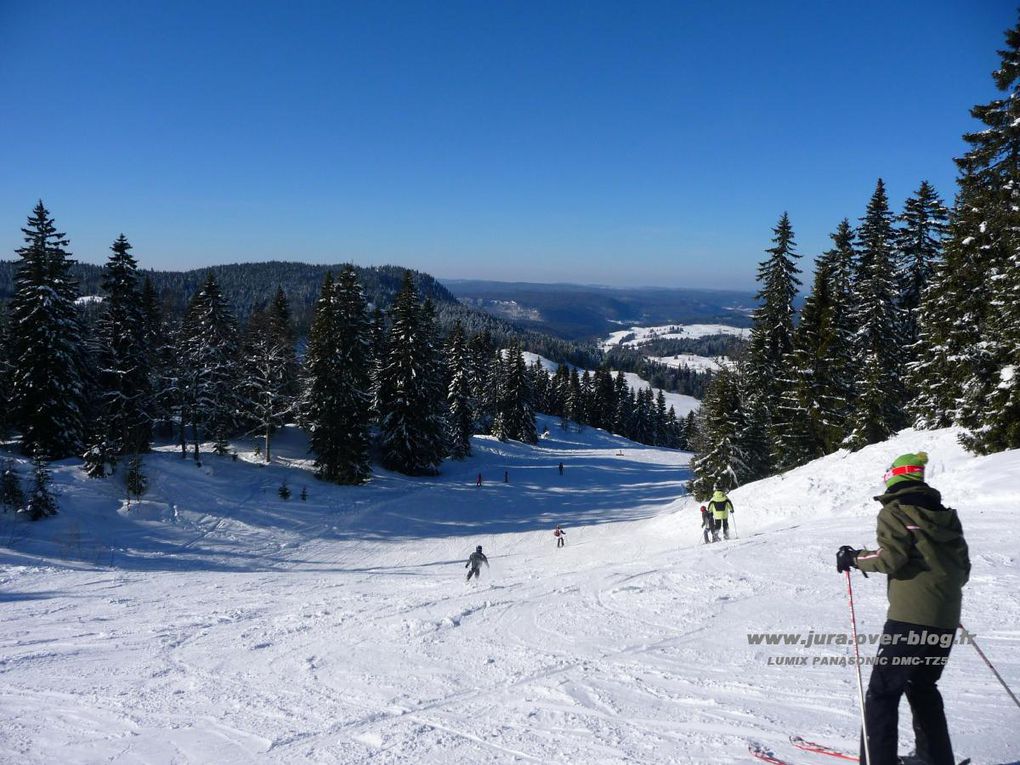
[713,517,729,537]
[467,565,481,581]
[557,536,564,548]
[860,619,956,765]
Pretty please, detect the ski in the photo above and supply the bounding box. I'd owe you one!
[749,743,793,764]
[790,736,858,761]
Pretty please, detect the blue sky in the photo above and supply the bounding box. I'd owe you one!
[0,1,1011,289]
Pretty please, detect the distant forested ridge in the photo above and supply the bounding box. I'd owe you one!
[0,259,601,370]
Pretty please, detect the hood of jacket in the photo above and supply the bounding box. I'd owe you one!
[874,483,963,545]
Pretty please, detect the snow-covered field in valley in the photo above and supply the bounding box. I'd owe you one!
[648,354,730,373]
[603,324,750,349]
[1,425,1017,764]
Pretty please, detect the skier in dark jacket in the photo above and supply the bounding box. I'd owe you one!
[836,451,970,765]
[465,545,489,581]
[699,505,712,544]
[554,524,566,548]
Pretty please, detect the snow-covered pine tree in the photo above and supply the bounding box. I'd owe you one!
[578,369,593,427]
[376,272,447,475]
[0,307,13,439]
[491,343,538,444]
[612,372,630,434]
[0,459,26,513]
[528,357,550,415]
[178,272,241,461]
[139,277,174,440]
[467,330,496,432]
[587,368,615,431]
[303,268,374,483]
[563,368,583,431]
[548,364,569,420]
[445,322,474,459]
[955,15,1020,453]
[654,390,668,447]
[91,234,152,466]
[844,179,907,449]
[665,405,682,449]
[241,300,297,464]
[775,226,857,468]
[822,219,858,442]
[683,410,698,450]
[9,202,86,459]
[24,451,58,521]
[906,196,988,429]
[267,287,300,397]
[687,366,747,500]
[745,212,801,475]
[896,181,948,355]
[124,453,148,504]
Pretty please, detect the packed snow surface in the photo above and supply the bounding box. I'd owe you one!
[1,426,1017,764]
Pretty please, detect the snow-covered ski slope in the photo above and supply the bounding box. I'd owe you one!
[1,425,1017,764]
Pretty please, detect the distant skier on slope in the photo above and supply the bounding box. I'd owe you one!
[554,524,566,548]
[708,489,734,541]
[699,505,712,544]
[835,451,970,765]
[465,545,489,582]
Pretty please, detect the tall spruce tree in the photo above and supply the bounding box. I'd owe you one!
[303,268,373,482]
[91,234,152,465]
[845,179,906,449]
[242,300,297,464]
[955,14,1020,453]
[491,344,538,444]
[376,272,447,475]
[178,273,241,461]
[688,367,747,499]
[445,322,474,459]
[745,212,801,476]
[776,224,857,467]
[896,181,948,354]
[9,202,86,458]
[907,194,988,429]
[0,308,13,439]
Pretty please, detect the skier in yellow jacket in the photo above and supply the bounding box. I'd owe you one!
[708,490,734,541]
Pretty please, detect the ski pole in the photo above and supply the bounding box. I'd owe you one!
[731,513,738,539]
[959,622,1020,712]
[845,570,871,765]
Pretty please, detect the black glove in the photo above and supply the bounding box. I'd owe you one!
[836,545,860,574]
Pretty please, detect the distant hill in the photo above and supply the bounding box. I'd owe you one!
[0,260,459,333]
[442,279,756,340]
[0,259,603,370]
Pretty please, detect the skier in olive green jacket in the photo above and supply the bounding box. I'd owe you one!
[836,451,970,765]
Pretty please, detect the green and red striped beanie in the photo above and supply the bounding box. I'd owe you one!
[884,452,928,488]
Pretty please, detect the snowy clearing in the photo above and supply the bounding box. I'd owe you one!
[603,323,751,350]
[1,426,1017,764]
[648,354,732,373]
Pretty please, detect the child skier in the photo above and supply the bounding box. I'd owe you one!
[699,505,712,544]
[836,451,970,765]
[554,524,566,548]
[465,545,489,582]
